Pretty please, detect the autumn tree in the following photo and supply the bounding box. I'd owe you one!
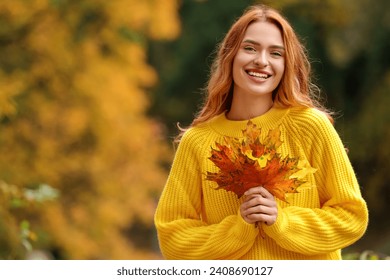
[0,0,180,259]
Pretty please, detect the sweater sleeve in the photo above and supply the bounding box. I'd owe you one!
[154,129,259,259]
[263,110,369,255]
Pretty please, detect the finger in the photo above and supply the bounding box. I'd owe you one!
[240,204,257,224]
[242,203,274,225]
[258,187,274,199]
[245,194,275,208]
[250,203,275,216]
[245,205,278,224]
[249,213,277,225]
[244,186,274,200]
[245,212,268,223]
[244,186,263,197]
[242,198,277,217]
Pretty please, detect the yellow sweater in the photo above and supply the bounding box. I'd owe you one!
[154,106,368,259]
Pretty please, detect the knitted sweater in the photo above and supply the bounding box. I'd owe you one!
[154,106,368,260]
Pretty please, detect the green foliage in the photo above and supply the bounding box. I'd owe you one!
[343,250,390,260]
[0,181,59,259]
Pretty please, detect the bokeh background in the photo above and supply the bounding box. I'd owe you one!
[0,0,389,260]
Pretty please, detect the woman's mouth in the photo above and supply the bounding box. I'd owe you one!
[246,70,271,80]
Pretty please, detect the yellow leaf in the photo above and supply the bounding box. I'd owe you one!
[290,160,317,180]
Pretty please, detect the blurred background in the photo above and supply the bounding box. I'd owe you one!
[0,0,388,260]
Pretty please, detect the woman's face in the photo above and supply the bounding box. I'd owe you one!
[232,21,285,101]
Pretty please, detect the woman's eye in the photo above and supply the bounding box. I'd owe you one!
[271,51,283,57]
[243,46,256,52]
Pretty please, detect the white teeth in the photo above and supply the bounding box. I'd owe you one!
[248,71,268,79]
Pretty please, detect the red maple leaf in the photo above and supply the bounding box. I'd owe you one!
[206,121,314,202]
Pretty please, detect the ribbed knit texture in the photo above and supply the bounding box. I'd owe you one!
[154,106,368,259]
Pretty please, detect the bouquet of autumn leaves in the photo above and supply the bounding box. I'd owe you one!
[206,120,316,203]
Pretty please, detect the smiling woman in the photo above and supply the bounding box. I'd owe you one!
[154,4,368,260]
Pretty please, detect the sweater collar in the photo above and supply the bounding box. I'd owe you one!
[208,106,289,138]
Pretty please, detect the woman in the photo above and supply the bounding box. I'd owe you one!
[154,4,368,259]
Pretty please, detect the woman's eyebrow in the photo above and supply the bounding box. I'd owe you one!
[242,39,260,46]
[242,39,285,50]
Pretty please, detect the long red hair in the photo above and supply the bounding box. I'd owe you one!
[179,4,332,139]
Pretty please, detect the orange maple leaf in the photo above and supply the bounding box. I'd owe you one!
[206,120,315,202]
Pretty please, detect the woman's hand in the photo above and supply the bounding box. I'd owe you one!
[240,186,278,226]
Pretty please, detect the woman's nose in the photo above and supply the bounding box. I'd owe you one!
[253,52,268,67]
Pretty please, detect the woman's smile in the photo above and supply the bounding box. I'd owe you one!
[245,69,272,81]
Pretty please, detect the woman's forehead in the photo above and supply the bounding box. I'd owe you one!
[242,21,284,47]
